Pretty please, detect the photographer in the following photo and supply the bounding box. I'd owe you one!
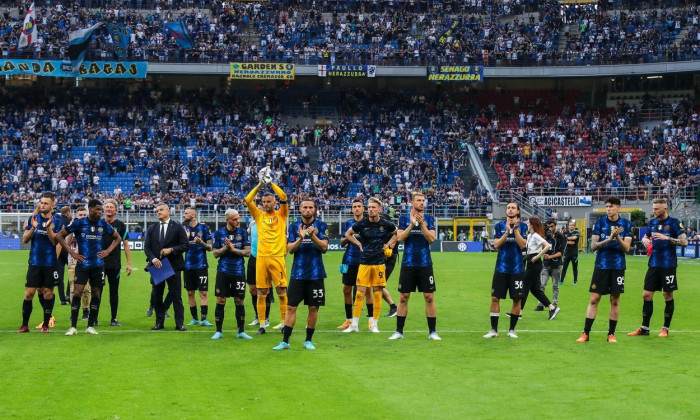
[534,220,566,312]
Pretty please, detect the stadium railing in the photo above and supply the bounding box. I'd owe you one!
[494,185,695,205]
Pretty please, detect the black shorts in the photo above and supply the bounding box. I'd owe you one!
[644,267,678,292]
[491,271,526,300]
[385,260,397,281]
[104,267,121,284]
[75,266,106,287]
[342,264,360,286]
[590,268,625,295]
[25,265,59,289]
[184,268,209,291]
[398,266,436,293]
[215,272,246,299]
[287,279,326,307]
[246,256,256,285]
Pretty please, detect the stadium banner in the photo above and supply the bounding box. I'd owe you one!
[427,65,483,82]
[0,59,147,78]
[529,195,593,207]
[676,242,698,258]
[230,63,295,79]
[441,241,484,252]
[0,238,21,250]
[318,64,376,77]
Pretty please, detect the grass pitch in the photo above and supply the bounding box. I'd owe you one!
[1,250,699,419]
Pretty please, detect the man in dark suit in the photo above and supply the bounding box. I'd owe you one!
[145,203,189,331]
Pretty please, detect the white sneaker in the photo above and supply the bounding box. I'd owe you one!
[248,318,260,326]
[388,332,404,340]
[369,324,380,333]
[272,322,284,330]
[86,326,99,335]
[507,330,518,338]
[263,320,270,328]
[343,324,359,333]
[428,332,442,341]
[483,329,499,338]
[65,327,78,336]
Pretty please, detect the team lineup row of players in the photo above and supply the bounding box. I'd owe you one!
[19,176,440,345]
[19,181,686,344]
[485,196,687,342]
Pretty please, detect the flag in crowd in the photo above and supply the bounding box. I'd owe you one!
[165,20,194,49]
[103,22,131,59]
[68,22,104,68]
[17,2,37,49]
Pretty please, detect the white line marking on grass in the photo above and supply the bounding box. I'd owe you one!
[3,329,700,334]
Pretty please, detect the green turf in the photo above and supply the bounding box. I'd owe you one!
[1,250,699,419]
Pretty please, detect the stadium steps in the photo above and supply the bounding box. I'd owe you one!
[674,27,690,44]
[557,24,580,53]
[307,144,320,171]
[459,163,476,194]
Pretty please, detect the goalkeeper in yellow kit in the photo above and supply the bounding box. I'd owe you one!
[245,168,289,335]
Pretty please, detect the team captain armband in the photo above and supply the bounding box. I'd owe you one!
[279,200,288,205]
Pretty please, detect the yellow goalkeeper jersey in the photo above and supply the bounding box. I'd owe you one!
[245,183,289,257]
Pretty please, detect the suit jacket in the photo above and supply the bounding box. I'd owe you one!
[145,220,189,272]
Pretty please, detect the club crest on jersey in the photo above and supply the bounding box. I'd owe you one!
[98,227,103,233]
[236,235,242,240]
[379,226,384,231]
[664,225,670,231]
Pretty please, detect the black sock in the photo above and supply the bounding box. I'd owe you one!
[509,313,519,330]
[397,315,406,334]
[305,327,314,342]
[265,298,271,320]
[390,303,397,310]
[43,296,55,326]
[71,296,81,328]
[427,316,436,333]
[215,303,225,332]
[664,299,674,329]
[366,303,373,317]
[22,299,32,326]
[189,306,198,321]
[88,295,101,327]
[283,325,293,343]
[642,300,653,328]
[490,314,499,332]
[235,304,245,333]
[344,303,352,319]
[201,305,208,320]
[608,319,618,336]
[584,317,594,335]
[250,293,258,318]
[38,294,46,310]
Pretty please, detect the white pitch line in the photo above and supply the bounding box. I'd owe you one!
[3,329,700,334]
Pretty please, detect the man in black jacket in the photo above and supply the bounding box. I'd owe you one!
[534,219,567,311]
[145,203,189,331]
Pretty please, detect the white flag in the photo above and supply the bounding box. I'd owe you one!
[18,2,37,49]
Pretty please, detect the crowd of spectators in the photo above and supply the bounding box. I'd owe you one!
[0,0,698,66]
[0,82,493,218]
[473,89,699,203]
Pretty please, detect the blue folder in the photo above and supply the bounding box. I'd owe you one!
[149,258,175,285]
